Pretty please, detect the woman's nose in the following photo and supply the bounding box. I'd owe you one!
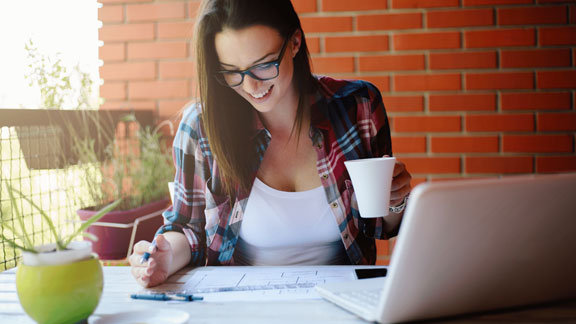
[242,74,261,93]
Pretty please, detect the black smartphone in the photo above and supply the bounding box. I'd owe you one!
[355,268,388,279]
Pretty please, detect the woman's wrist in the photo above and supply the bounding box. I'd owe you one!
[164,232,192,276]
[389,196,409,214]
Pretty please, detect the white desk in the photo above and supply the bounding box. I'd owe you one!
[1,266,576,323]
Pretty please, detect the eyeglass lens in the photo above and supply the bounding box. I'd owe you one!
[221,63,279,87]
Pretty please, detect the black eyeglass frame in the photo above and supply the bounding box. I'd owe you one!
[215,37,290,87]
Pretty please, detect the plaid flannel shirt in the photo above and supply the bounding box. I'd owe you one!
[160,75,395,267]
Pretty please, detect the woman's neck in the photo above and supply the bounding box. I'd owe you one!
[258,86,303,138]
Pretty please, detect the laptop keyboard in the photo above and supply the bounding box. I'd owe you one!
[334,289,382,308]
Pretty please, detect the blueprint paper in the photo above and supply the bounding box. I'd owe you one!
[180,266,359,302]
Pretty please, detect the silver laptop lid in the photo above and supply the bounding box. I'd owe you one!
[379,173,576,323]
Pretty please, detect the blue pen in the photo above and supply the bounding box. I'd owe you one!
[139,239,156,264]
[130,293,203,302]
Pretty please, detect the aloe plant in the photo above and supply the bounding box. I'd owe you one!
[0,181,121,254]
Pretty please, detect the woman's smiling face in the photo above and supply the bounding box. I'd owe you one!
[214,25,300,114]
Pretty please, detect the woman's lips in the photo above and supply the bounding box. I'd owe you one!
[248,85,273,101]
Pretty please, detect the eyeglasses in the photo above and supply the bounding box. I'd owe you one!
[215,38,289,87]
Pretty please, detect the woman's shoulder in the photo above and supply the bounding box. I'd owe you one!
[180,102,202,124]
[316,75,381,101]
[177,101,205,141]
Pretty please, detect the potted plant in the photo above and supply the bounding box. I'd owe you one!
[0,181,121,324]
[73,114,175,260]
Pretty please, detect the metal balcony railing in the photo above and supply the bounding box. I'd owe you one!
[0,109,154,271]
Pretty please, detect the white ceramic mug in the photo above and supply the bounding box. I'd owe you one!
[344,157,396,218]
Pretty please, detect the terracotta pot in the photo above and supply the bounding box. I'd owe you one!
[77,199,169,260]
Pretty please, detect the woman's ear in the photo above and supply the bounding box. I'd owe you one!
[290,29,302,58]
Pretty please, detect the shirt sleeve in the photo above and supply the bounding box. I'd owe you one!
[358,81,398,239]
[157,105,209,267]
[366,82,393,158]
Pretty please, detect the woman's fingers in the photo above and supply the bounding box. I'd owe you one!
[129,240,158,287]
[390,183,411,203]
[154,234,169,252]
[138,275,151,288]
[389,159,412,205]
[131,263,150,286]
[145,258,157,276]
[133,240,152,254]
[391,176,411,199]
[130,235,173,288]
[391,170,411,191]
[392,160,406,177]
[132,263,155,288]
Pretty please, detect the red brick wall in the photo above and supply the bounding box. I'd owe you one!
[99,0,576,265]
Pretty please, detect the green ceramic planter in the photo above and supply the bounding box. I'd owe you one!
[16,255,103,324]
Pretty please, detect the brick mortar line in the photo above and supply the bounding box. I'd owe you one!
[323,69,576,76]
[396,153,573,158]
[154,61,159,82]
[297,3,571,16]
[308,49,575,57]
[535,25,541,48]
[391,131,576,136]
[493,5,499,27]
[421,5,427,29]
[300,24,573,36]
[309,31,398,37]
[299,9,427,17]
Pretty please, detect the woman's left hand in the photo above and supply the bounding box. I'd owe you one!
[389,159,412,207]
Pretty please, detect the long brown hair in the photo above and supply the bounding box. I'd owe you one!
[194,0,318,198]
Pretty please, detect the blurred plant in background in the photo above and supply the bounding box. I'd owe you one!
[24,38,98,110]
[71,113,174,211]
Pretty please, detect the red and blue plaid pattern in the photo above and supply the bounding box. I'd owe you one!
[160,76,394,267]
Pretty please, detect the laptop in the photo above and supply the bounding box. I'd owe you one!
[315,173,576,323]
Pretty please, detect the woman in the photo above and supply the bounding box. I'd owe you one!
[130,0,412,288]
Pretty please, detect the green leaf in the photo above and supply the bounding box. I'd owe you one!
[4,183,35,251]
[120,113,137,122]
[9,186,65,250]
[0,232,38,254]
[0,221,17,238]
[81,232,99,242]
[64,199,122,246]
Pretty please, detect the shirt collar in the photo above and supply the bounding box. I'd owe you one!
[250,109,270,140]
[309,91,331,131]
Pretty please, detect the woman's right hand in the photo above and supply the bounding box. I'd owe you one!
[129,233,173,288]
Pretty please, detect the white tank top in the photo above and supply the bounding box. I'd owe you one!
[234,178,348,266]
